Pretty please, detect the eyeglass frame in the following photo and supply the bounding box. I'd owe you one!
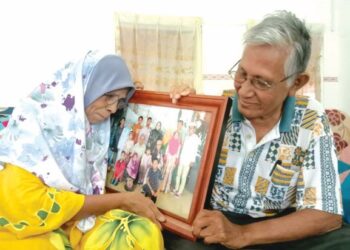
[104,94,128,110]
[227,60,300,90]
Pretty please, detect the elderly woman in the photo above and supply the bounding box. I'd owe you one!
[0,51,164,249]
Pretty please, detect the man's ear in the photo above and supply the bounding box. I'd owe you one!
[288,74,310,96]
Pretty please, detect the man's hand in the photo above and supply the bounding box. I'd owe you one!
[170,84,196,104]
[192,209,248,249]
[134,81,144,90]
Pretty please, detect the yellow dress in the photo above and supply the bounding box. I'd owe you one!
[0,163,163,250]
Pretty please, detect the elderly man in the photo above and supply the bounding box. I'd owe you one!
[166,10,349,249]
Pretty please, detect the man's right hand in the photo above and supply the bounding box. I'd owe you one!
[192,209,248,249]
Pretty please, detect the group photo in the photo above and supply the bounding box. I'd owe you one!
[106,102,210,219]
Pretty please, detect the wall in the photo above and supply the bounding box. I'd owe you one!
[0,0,348,113]
[322,0,350,113]
[0,0,115,106]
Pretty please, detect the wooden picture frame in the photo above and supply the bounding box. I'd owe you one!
[106,90,230,241]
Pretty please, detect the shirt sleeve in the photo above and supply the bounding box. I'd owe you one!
[0,163,85,239]
[296,114,343,215]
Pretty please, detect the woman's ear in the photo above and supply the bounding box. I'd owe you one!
[288,74,310,96]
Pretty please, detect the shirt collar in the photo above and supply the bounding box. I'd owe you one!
[231,95,296,133]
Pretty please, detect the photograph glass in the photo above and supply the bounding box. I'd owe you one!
[106,90,230,240]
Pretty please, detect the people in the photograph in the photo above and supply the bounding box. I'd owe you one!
[147,121,164,150]
[142,158,163,203]
[122,130,135,159]
[108,117,126,165]
[139,116,153,143]
[176,119,186,144]
[173,122,200,197]
[124,176,136,192]
[194,112,209,145]
[161,131,182,193]
[138,148,153,184]
[194,111,203,132]
[125,152,141,191]
[152,139,165,171]
[133,134,147,168]
[110,150,127,185]
[132,115,143,143]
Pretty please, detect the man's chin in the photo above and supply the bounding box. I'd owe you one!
[238,106,259,120]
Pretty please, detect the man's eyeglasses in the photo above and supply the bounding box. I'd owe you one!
[228,60,300,91]
[104,94,127,110]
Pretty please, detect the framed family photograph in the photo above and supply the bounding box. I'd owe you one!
[106,90,230,240]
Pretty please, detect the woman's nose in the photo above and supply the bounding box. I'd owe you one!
[106,103,118,113]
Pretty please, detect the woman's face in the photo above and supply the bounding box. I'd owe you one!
[85,88,129,124]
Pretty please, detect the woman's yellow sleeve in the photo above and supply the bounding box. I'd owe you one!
[0,163,85,239]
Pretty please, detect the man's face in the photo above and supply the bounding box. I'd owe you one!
[235,45,291,121]
[147,118,152,126]
[138,135,145,144]
[189,126,195,135]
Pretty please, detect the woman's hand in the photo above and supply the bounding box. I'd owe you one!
[73,192,166,229]
[170,84,196,104]
[119,192,165,228]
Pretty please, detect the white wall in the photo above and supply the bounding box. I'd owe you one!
[0,0,348,113]
[322,0,350,113]
[0,0,115,106]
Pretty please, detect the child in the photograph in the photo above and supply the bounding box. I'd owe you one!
[110,151,127,185]
[151,139,165,172]
[138,148,152,185]
[124,152,140,191]
[123,131,135,160]
[124,176,136,192]
[132,115,144,143]
[126,152,140,180]
[142,158,162,203]
[138,116,153,143]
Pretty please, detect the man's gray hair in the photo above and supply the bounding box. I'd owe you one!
[244,10,311,86]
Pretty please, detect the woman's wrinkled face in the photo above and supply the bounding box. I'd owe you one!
[85,88,129,124]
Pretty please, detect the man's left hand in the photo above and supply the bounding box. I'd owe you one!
[192,209,248,249]
[170,84,196,104]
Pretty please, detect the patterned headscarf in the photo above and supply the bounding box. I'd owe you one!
[0,50,135,230]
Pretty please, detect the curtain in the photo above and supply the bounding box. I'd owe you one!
[115,13,202,92]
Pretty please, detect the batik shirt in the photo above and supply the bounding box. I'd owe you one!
[211,96,343,218]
